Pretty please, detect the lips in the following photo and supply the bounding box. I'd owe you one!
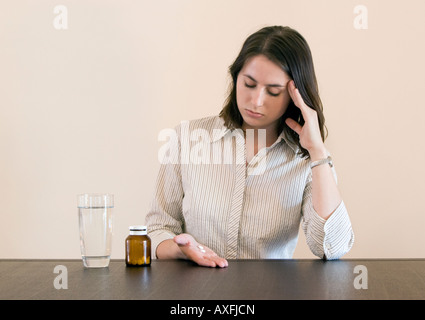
[245,109,263,118]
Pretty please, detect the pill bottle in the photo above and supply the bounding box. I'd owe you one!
[125,225,151,266]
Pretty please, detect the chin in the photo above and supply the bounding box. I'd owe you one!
[242,118,265,129]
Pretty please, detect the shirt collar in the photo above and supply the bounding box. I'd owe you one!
[210,117,233,142]
[211,117,300,155]
[210,117,300,154]
[211,128,232,143]
[275,131,300,154]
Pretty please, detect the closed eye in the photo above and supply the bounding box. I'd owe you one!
[243,74,284,97]
[267,90,281,97]
[245,82,282,97]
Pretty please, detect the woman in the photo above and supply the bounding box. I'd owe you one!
[145,26,354,267]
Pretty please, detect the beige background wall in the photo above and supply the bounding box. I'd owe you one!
[1,0,424,259]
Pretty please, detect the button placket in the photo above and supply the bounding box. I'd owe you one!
[225,133,246,259]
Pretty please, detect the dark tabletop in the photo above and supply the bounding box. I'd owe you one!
[1,259,424,300]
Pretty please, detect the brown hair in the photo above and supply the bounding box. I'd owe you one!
[219,26,327,158]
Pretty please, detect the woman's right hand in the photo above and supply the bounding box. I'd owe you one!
[173,233,228,268]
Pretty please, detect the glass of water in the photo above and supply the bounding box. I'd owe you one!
[78,193,114,268]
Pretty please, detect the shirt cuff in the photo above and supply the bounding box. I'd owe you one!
[148,230,176,259]
[304,201,354,260]
[322,201,354,259]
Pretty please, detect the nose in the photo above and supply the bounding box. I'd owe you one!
[252,87,266,108]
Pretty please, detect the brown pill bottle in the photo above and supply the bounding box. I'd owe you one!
[125,225,151,266]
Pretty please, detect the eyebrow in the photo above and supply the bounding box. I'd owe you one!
[243,74,285,88]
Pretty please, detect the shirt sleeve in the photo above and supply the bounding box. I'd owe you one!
[145,125,185,258]
[300,165,354,260]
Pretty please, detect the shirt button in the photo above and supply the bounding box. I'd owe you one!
[326,243,332,249]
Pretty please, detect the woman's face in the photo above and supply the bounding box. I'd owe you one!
[236,54,292,133]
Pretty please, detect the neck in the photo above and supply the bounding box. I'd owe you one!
[243,126,279,163]
[242,125,278,148]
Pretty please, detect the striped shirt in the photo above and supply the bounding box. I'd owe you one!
[145,116,354,260]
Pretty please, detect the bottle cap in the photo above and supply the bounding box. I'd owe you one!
[129,225,147,235]
[129,225,147,231]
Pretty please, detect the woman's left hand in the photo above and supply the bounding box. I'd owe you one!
[285,80,327,160]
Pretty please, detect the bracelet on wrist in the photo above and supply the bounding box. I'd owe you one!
[310,156,333,169]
